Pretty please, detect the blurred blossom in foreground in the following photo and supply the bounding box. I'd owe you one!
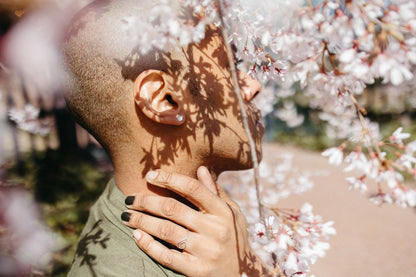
[0,187,60,276]
[2,0,92,131]
[3,0,91,95]
[8,104,53,136]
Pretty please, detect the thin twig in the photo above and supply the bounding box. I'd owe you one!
[215,0,269,237]
[348,92,383,157]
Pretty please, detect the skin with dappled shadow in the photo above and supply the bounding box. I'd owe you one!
[63,0,270,276]
[115,25,261,178]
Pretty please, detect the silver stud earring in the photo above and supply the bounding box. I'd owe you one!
[176,114,184,122]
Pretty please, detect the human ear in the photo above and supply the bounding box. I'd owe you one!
[134,70,184,126]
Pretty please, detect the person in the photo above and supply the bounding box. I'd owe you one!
[64,0,279,276]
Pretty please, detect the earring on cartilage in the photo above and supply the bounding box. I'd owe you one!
[176,114,184,122]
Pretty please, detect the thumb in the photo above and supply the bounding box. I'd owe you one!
[196,166,239,209]
[196,166,218,195]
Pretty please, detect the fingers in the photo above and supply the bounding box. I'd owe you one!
[122,210,202,254]
[132,229,196,273]
[124,194,209,232]
[145,167,225,214]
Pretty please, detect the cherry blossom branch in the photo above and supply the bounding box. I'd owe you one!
[253,203,335,276]
[215,0,268,238]
[348,92,383,157]
[357,3,405,43]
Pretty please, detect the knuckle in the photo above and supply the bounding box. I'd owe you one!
[140,236,152,252]
[166,172,175,184]
[158,222,175,241]
[162,198,179,217]
[160,249,174,266]
[130,212,144,227]
[136,194,147,209]
[184,179,200,195]
[158,171,173,184]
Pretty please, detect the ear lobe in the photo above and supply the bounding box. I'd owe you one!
[134,70,184,126]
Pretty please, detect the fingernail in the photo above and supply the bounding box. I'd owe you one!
[121,212,131,222]
[125,196,135,205]
[146,170,158,180]
[133,229,141,241]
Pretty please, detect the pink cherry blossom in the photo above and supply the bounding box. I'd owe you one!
[389,127,411,144]
[370,192,393,205]
[346,176,368,194]
[322,147,344,166]
[344,151,368,174]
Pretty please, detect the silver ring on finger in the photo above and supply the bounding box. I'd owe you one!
[176,230,189,250]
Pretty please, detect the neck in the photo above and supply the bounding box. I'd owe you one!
[112,147,214,198]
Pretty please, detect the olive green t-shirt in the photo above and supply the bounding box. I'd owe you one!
[68,178,185,277]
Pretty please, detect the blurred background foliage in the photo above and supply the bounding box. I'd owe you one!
[5,148,111,276]
[265,80,416,151]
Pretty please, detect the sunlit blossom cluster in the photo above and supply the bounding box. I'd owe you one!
[228,0,416,131]
[322,127,416,208]
[228,0,416,89]
[121,0,218,54]
[252,204,335,277]
[222,0,416,210]
[222,153,333,275]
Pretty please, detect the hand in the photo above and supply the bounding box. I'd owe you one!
[121,166,277,277]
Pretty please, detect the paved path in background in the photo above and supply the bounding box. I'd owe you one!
[220,143,416,277]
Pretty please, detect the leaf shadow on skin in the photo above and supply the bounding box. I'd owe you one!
[229,205,266,277]
[74,220,110,277]
[115,19,250,178]
[99,4,263,275]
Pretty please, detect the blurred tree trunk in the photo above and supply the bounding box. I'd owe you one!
[54,107,78,152]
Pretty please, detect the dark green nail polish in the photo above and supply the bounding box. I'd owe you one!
[125,196,135,205]
[121,212,131,222]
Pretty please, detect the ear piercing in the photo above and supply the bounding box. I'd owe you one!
[176,114,184,122]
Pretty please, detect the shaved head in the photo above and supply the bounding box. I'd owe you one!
[63,0,263,175]
[63,0,189,153]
